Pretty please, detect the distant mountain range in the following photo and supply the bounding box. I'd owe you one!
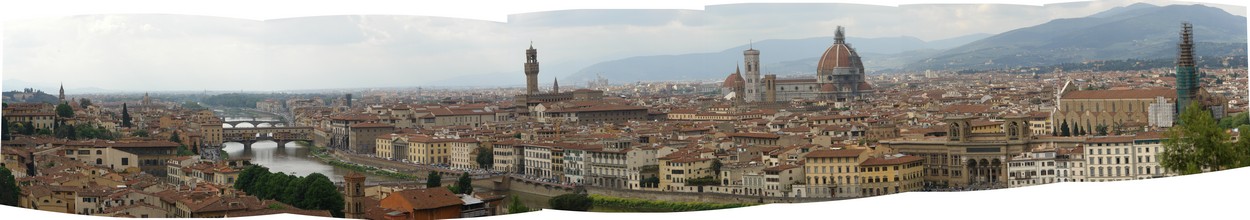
[564,33,991,83]
[905,3,1247,71]
[566,3,1247,84]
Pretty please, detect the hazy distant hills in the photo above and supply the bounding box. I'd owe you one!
[905,3,1248,71]
[565,3,1246,84]
[565,33,991,83]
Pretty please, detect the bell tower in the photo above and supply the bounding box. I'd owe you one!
[525,43,540,95]
[344,172,366,219]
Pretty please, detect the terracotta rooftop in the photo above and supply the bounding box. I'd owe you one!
[1062,88,1176,100]
[860,155,923,166]
[804,149,865,158]
[390,187,463,210]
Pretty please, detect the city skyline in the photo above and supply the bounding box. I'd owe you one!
[4,0,1245,93]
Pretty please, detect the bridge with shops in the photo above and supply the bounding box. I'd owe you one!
[222,126,314,149]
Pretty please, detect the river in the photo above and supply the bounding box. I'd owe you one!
[220,117,400,183]
[219,117,644,212]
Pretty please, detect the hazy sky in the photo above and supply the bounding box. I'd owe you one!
[2,0,1245,92]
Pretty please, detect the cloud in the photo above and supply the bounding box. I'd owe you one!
[3,1,1244,91]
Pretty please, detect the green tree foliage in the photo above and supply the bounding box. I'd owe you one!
[1,117,9,140]
[426,172,442,188]
[588,194,754,212]
[233,165,344,217]
[1095,124,1109,136]
[507,194,530,214]
[455,172,473,194]
[1218,112,1249,129]
[75,124,117,140]
[79,98,92,108]
[21,122,35,136]
[1073,124,1083,136]
[1160,102,1244,175]
[475,148,493,168]
[1,167,20,206]
[169,130,182,143]
[234,165,269,192]
[131,129,149,137]
[548,193,594,211]
[176,144,195,156]
[1237,125,1250,167]
[56,102,75,118]
[642,176,660,188]
[685,176,718,186]
[299,173,345,218]
[121,103,133,128]
[181,101,206,110]
[203,93,269,108]
[710,160,723,181]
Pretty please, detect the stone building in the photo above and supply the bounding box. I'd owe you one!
[725,26,874,104]
[513,45,606,116]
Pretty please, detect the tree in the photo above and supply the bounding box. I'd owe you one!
[280,176,306,206]
[1095,124,1108,136]
[1160,102,1242,175]
[1236,125,1250,167]
[169,130,182,143]
[455,172,473,194]
[475,148,494,169]
[79,98,92,108]
[176,144,195,156]
[642,176,660,188]
[426,172,442,188]
[131,129,149,137]
[56,102,74,118]
[1,167,20,206]
[548,193,593,211]
[21,122,35,136]
[300,174,345,217]
[2,117,10,141]
[235,165,270,191]
[121,103,133,128]
[1218,112,1249,129]
[1060,121,1070,137]
[710,159,723,181]
[1073,124,1083,136]
[507,194,531,214]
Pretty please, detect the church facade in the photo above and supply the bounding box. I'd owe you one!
[724,26,874,103]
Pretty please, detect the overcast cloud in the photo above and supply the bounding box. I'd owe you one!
[3,0,1244,92]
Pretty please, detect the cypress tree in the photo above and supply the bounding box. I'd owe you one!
[121,103,133,128]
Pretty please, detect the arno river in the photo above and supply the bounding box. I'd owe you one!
[220,116,630,211]
[220,117,400,183]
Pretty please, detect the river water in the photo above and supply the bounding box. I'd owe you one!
[220,117,399,183]
[219,117,643,212]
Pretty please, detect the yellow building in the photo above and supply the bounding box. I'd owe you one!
[449,139,482,170]
[658,155,714,192]
[858,155,924,196]
[801,149,868,198]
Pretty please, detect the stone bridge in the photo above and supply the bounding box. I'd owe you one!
[221,119,289,128]
[223,126,314,149]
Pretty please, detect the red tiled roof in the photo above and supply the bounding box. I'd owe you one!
[804,149,865,158]
[391,187,463,210]
[1062,88,1175,100]
[729,132,780,139]
[860,155,923,166]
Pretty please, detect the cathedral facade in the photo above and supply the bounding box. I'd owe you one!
[724,26,874,103]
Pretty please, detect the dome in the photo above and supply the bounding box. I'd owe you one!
[817,26,860,71]
[817,44,855,70]
[858,82,874,91]
[820,83,837,92]
[723,72,745,88]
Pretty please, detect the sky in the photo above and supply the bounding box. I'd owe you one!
[1,0,1246,93]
